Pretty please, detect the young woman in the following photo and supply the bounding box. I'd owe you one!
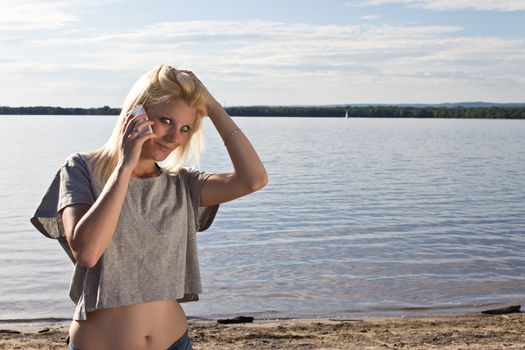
[31,64,268,350]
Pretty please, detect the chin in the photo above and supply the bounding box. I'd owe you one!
[155,154,170,162]
[143,141,174,162]
[155,148,177,162]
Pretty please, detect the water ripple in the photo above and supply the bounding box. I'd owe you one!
[2,116,525,320]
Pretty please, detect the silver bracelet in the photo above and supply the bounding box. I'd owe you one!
[224,127,242,145]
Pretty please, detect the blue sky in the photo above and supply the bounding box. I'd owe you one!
[1,0,524,107]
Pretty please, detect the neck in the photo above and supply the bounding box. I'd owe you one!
[132,160,161,178]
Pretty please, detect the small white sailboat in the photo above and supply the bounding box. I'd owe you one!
[345,109,349,119]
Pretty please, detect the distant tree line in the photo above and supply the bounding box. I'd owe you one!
[0,105,119,115]
[226,106,525,119]
[1,105,524,119]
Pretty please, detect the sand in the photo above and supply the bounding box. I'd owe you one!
[1,313,524,349]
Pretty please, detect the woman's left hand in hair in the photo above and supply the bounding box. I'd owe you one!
[181,70,221,115]
[182,70,269,206]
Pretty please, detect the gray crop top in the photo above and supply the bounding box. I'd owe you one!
[30,153,219,320]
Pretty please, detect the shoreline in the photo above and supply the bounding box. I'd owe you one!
[1,313,523,349]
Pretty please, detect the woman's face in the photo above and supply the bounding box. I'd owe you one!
[141,98,197,161]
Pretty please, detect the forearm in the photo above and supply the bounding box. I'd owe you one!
[207,100,268,190]
[72,161,132,267]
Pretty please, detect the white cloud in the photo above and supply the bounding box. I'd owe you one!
[347,0,525,12]
[358,15,383,20]
[8,21,469,79]
[0,1,76,30]
[0,0,121,30]
[1,19,524,105]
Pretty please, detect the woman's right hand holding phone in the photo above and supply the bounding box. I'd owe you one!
[119,105,156,173]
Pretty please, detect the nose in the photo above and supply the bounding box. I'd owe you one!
[164,127,184,145]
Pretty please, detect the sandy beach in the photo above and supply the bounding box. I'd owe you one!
[1,312,523,349]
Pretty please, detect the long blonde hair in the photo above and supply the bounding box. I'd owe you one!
[89,64,208,182]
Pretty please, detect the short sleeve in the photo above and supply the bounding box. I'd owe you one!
[57,154,96,212]
[184,168,219,232]
[30,153,96,262]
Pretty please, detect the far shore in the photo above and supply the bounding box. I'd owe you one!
[1,313,523,349]
[1,104,525,119]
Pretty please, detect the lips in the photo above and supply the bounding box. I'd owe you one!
[156,142,172,152]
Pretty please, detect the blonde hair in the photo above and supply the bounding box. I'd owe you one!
[89,64,208,182]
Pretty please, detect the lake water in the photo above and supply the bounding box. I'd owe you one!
[1,115,524,324]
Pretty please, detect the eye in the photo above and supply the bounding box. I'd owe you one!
[160,117,173,125]
[180,125,191,133]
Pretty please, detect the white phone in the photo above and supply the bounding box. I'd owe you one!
[131,104,153,135]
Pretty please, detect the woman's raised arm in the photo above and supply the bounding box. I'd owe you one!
[196,81,268,207]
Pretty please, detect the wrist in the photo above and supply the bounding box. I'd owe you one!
[115,159,134,179]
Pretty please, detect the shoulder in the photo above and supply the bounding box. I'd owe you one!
[62,152,97,170]
[164,167,210,188]
[166,167,208,178]
[164,167,198,178]
[164,167,190,186]
[63,152,91,166]
[59,152,98,185]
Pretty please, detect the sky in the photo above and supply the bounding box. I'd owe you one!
[1,0,524,107]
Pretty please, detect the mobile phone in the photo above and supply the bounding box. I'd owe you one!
[131,104,153,135]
